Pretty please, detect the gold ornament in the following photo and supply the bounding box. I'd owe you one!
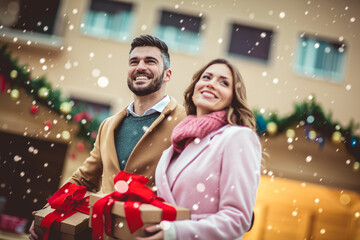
[61,130,71,141]
[339,194,351,205]
[38,87,49,99]
[266,122,278,136]
[286,129,296,139]
[353,161,360,172]
[308,130,317,140]
[10,89,20,100]
[60,102,72,114]
[10,70,18,79]
[331,131,342,144]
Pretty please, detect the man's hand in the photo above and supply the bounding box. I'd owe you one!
[28,211,39,240]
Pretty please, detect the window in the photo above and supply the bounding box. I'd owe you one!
[156,10,203,54]
[0,131,68,226]
[82,0,134,42]
[0,0,64,50]
[0,0,61,35]
[228,23,273,62]
[294,34,346,82]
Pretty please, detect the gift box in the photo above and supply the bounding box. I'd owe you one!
[33,182,92,240]
[34,206,91,240]
[89,193,190,240]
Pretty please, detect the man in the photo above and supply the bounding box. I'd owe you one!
[68,34,185,193]
[29,34,186,239]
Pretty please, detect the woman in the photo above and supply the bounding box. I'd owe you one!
[137,59,261,240]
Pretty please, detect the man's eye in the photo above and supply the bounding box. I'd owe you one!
[129,61,138,65]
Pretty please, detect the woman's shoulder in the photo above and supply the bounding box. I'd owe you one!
[219,125,261,153]
[221,124,256,135]
[215,125,260,143]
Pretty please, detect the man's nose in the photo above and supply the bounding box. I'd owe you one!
[136,60,147,71]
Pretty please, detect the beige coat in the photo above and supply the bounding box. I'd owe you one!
[68,97,186,193]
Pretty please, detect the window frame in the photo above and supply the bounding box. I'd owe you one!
[293,33,346,83]
[80,0,135,43]
[155,8,204,55]
[0,0,66,51]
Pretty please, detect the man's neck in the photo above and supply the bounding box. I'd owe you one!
[133,91,166,116]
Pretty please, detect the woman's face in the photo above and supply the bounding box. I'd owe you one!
[192,63,233,116]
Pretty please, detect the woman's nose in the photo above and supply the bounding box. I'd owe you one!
[205,79,216,88]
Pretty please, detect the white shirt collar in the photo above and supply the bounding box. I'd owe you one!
[126,95,171,117]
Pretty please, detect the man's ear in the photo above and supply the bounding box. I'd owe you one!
[163,69,172,83]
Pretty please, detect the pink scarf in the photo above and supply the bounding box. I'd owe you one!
[171,110,227,153]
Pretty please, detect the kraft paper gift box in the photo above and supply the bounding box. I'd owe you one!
[89,193,191,240]
[34,206,91,240]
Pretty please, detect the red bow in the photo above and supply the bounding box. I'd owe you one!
[40,182,90,240]
[91,171,177,240]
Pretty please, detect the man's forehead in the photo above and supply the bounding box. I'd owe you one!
[129,46,162,59]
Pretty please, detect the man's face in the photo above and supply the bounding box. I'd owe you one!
[127,46,166,96]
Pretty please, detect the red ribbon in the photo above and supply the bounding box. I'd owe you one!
[40,182,90,240]
[0,75,5,93]
[91,171,177,240]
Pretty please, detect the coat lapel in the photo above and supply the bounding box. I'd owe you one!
[127,97,177,163]
[167,126,228,190]
[168,134,211,190]
[157,147,177,204]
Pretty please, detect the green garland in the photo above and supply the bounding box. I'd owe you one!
[1,44,359,166]
[254,99,360,165]
[0,44,100,147]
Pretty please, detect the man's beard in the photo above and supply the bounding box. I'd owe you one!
[127,70,165,96]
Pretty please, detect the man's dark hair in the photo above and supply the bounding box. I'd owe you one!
[130,34,170,69]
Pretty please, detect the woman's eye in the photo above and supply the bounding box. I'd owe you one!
[221,81,229,86]
[202,75,210,80]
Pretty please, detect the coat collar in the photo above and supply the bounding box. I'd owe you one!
[105,97,180,171]
[126,97,179,161]
[162,125,229,191]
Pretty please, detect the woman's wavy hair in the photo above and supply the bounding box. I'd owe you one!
[184,58,256,130]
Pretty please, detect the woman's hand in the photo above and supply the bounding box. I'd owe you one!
[135,224,164,240]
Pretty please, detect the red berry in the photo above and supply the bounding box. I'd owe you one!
[30,105,38,114]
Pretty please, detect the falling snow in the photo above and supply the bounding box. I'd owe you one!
[0,1,358,239]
